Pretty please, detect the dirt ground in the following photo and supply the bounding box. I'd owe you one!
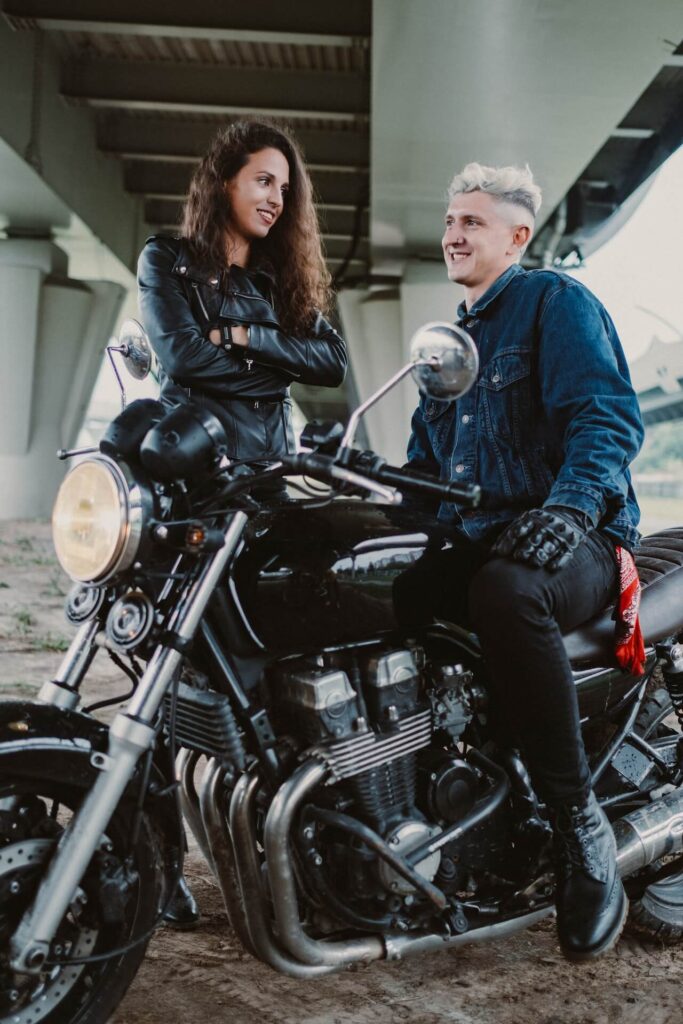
[1,520,682,1024]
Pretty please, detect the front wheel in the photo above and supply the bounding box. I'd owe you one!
[0,768,165,1024]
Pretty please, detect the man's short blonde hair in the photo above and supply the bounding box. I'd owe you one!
[448,162,542,220]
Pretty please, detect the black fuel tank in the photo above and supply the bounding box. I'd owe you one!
[230,500,443,653]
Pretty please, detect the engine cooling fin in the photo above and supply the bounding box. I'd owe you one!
[312,709,432,783]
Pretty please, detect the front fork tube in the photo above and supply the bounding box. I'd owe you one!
[10,512,247,974]
[36,618,101,711]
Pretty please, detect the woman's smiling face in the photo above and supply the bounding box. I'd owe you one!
[225,147,290,246]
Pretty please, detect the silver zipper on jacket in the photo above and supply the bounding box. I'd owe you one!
[192,281,211,321]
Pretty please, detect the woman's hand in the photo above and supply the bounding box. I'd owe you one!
[208,325,249,347]
[231,325,249,347]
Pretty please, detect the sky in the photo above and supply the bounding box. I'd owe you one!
[565,145,683,361]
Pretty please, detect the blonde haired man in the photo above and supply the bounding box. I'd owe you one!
[404,162,643,961]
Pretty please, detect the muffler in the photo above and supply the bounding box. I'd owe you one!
[615,786,683,877]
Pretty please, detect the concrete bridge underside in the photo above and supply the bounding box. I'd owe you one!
[0,1,681,513]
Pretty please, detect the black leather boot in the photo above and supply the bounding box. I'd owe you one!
[163,875,200,930]
[550,792,628,961]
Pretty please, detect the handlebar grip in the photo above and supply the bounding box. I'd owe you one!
[279,453,481,507]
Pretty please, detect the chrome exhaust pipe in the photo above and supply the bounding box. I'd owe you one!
[615,785,683,878]
[264,759,385,969]
[198,757,255,955]
[263,758,555,969]
[228,768,336,978]
[176,748,214,871]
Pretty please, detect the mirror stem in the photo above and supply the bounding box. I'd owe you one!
[336,358,440,466]
[106,346,127,409]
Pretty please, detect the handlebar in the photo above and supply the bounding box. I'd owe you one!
[213,451,480,508]
[282,452,481,508]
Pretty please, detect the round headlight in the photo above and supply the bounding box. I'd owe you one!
[52,456,148,583]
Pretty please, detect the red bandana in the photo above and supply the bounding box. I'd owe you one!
[614,546,646,676]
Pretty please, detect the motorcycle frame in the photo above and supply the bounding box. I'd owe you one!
[10,510,683,977]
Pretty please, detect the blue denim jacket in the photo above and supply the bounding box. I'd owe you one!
[407,264,644,550]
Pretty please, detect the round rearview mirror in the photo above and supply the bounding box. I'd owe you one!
[118,319,154,381]
[409,321,478,400]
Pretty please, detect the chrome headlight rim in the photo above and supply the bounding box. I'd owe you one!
[52,455,152,585]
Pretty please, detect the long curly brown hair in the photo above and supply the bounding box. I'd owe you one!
[181,120,331,334]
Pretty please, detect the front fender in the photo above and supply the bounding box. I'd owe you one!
[0,700,109,786]
[0,700,182,868]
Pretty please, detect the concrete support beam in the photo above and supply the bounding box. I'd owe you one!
[338,288,406,465]
[338,261,463,466]
[97,116,370,170]
[3,0,371,45]
[63,59,370,121]
[0,17,143,270]
[371,0,683,266]
[144,199,368,239]
[324,238,369,262]
[0,240,125,518]
[123,161,369,209]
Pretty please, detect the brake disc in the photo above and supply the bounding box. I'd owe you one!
[0,838,98,1024]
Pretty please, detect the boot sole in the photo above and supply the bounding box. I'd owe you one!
[560,886,629,963]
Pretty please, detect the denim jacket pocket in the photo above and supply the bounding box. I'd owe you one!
[478,350,531,444]
[422,397,452,422]
[422,398,454,456]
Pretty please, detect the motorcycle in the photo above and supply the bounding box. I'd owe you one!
[2,318,683,1024]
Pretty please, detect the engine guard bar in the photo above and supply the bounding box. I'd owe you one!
[306,806,447,910]
[405,749,511,867]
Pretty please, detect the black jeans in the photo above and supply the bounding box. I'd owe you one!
[393,529,618,808]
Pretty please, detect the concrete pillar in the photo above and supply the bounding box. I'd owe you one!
[0,239,125,518]
[337,260,464,466]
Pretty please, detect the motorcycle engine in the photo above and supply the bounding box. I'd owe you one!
[271,644,484,908]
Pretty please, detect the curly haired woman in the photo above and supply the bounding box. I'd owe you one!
[138,119,347,471]
[137,120,347,924]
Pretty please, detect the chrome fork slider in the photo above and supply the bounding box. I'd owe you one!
[10,513,248,974]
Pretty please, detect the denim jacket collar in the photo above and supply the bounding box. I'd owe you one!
[457,263,524,321]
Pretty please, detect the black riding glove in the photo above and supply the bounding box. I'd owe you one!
[492,506,591,571]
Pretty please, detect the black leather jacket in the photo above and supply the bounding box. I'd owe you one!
[137,235,347,460]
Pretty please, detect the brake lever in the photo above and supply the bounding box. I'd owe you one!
[325,464,402,504]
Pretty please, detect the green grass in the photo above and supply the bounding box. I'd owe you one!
[33,633,70,653]
[13,608,35,635]
[40,571,66,599]
[3,681,40,697]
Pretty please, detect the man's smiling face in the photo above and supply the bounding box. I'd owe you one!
[442,191,530,302]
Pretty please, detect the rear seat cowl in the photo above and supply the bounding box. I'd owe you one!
[564,528,683,666]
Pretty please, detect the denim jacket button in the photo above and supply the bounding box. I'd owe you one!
[462,414,470,424]
[491,373,501,384]
[455,463,465,473]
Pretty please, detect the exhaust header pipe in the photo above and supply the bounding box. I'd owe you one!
[615,787,683,878]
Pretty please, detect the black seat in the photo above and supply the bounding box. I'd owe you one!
[564,528,683,666]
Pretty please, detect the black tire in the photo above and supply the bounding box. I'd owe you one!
[0,768,166,1024]
[628,688,683,943]
[634,686,677,740]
